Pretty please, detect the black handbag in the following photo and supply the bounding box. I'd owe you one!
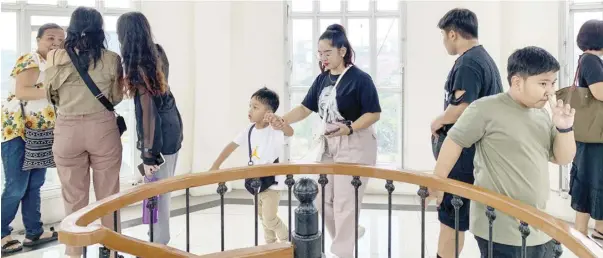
[66,48,126,136]
[20,102,56,170]
[244,124,278,195]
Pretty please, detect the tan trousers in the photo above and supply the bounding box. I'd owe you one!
[53,111,122,256]
[256,189,288,243]
[315,128,377,258]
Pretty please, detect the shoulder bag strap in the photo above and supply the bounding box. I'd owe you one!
[65,48,115,112]
[247,124,256,166]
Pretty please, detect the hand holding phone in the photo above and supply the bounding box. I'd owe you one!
[324,123,340,135]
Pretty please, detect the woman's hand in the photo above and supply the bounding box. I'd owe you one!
[144,164,160,177]
[326,122,350,138]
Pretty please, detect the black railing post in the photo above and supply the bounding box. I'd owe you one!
[351,176,362,258]
[417,186,429,258]
[519,221,530,258]
[285,174,296,241]
[451,195,463,258]
[292,178,322,258]
[317,174,328,253]
[217,182,228,251]
[385,180,395,258]
[485,206,496,258]
[186,187,190,252]
[250,178,262,246]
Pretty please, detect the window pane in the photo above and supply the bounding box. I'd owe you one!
[377,0,398,11]
[376,18,400,88]
[292,19,314,86]
[105,0,131,8]
[375,91,401,164]
[320,0,340,12]
[104,16,120,53]
[347,19,370,74]
[1,12,17,101]
[291,0,312,12]
[320,18,341,33]
[348,0,369,11]
[31,16,70,26]
[67,0,95,7]
[572,11,603,77]
[27,0,58,5]
[289,91,322,161]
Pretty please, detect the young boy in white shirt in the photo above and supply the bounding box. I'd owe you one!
[210,87,293,244]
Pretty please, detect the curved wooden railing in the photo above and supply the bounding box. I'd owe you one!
[59,163,603,258]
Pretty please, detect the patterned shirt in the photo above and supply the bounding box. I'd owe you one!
[1,52,56,142]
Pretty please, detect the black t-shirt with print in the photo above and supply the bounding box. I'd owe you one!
[444,45,503,110]
[578,53,603,88]
[302,65,381,123]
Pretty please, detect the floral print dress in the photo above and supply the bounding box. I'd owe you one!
[1,52,56,142]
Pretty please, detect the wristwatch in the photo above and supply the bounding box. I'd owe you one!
[557,126,573,133]
[346,123,354,135]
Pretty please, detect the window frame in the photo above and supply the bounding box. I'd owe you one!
[1,0,141,192]
[284,0,407,169]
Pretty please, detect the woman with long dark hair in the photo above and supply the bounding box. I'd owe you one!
[0,23,64,255]
[117,11,183,245]
[268,24,381,258]
[45,7,124,257]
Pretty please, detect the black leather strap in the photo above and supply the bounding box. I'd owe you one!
[65,48,115,112]
[247,124,256,166]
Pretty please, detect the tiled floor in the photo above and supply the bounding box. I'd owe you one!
[4,191,596,258]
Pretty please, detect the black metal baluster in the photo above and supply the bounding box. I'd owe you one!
[285,175,295,241]
[553,239,563,258]
[99,246,110,258]
[113,211,119,257]
[251,178,261,246]
[451,195,463,258]
[186,188,191,252]
[83,247,87,258]
[318,174,328,253]
[485,206,496,258]
[385,180,395,258]
[148,196,157,243]
[417,186,430,258]
[351,176,362,258]
[519,221,530,258]
[217,183,228,251]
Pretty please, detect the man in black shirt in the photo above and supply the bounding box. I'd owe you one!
[429,8,503,258]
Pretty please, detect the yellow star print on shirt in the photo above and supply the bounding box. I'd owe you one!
[251,146,261,160]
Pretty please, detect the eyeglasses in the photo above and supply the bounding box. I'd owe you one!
[316,50,334,59]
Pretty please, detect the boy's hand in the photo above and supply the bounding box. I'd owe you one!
[549,98,575,130]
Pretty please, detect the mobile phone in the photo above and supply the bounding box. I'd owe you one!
[137,153,165,177]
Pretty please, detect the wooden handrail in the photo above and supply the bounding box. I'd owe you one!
[59,163,603,258]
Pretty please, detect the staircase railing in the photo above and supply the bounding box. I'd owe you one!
[58,163,603,258]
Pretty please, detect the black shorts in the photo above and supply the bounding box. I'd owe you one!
[475,236,556,258]
[433,133,475,231]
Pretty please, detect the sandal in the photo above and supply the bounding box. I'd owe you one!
[592,229,603,241]
[22,227,58,248]
[1,239,23,255]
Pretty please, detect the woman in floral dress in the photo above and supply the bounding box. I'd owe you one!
[0,23,64,255]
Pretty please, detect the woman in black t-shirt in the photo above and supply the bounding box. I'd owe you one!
[268,24,381,258]
[569,19,603,241]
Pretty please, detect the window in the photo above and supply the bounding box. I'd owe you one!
[286,0,403,166]
[1,0,138,191]
[568,1,603,81]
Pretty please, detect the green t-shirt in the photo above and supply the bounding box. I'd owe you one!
[448,92,557,247]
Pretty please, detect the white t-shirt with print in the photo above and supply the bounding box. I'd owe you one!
[233,124,287,190]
